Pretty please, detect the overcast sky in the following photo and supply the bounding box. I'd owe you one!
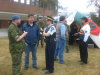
[59,0,96,13]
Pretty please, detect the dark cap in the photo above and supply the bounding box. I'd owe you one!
[60,16,65,21]
[47,16,54,21]
[38,16,42,19]
[12,15,21,20]
[53,20,58,23]
[81,17,88,22]
[28,14,34,17]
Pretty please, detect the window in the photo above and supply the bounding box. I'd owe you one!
[20,0,25,3]
[32,0,35,2]
[30,0,35,5]
[14,0,18,2]
[26,0,30,5]
[31,0,39,6]
[35,0,39,6]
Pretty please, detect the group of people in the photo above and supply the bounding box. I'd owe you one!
[8,14,90,75]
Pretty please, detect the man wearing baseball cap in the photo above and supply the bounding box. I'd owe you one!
[75,17,90,65]
[54,16,67,64]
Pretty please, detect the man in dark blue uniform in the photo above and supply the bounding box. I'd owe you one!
[42,16,56,74]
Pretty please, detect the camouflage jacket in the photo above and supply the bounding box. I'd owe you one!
[37,22,45,29]
[8,23,25,54]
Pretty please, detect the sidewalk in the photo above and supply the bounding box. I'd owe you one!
[0,29,8,38]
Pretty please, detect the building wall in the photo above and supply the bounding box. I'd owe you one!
[0,0,55,28]
[0,0,54,16]
[0,20,10,28]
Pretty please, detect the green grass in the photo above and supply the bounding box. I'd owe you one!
[0,38,100,75]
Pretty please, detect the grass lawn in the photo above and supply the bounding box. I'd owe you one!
[0,38,100,75]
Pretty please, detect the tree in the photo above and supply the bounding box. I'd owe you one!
[90,0,100,8]
[89,0,100,26]
[38,0,58,14]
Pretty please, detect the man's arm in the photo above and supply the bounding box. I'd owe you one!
[43,33,50,37]
[83,27,90,42]
[43,26,56,37]
[16,31,28,42]
[60,25,66,39]
[42,27,50,37]
[37,25,41,40]
[11,26,27,42]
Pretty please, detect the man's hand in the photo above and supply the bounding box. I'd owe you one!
[23,31,28,37]
[40,32,43,35]
[16,31,28,42]
[43,32,50,37]
[76,38,80,41]
[40,28,43,31]
[43,32,46,36]
[74,33,79,36]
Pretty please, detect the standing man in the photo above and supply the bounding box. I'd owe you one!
[69,22,78,45]
[75,17,90,65]
[8,15,28,75]
[22,14,40,70]
[54,16,67,64]
[42,16,56,74]
[37,17,45,48]
[53,20,58,27]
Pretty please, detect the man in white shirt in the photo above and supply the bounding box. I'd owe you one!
[75,17,90,65]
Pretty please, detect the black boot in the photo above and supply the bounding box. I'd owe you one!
[45,71,54,74]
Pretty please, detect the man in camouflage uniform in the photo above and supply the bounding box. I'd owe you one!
[66,24,70,53]
[37,17,45,48]
[64,20,70,53]
[8,15,28,75]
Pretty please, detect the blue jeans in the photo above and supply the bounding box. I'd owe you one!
[54,38,66,63]
[24,44,37,68]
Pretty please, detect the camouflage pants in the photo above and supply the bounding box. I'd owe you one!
[66,39,69,53]
[11,53,22,75]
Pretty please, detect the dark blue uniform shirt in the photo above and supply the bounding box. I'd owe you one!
[22,22,40,45]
